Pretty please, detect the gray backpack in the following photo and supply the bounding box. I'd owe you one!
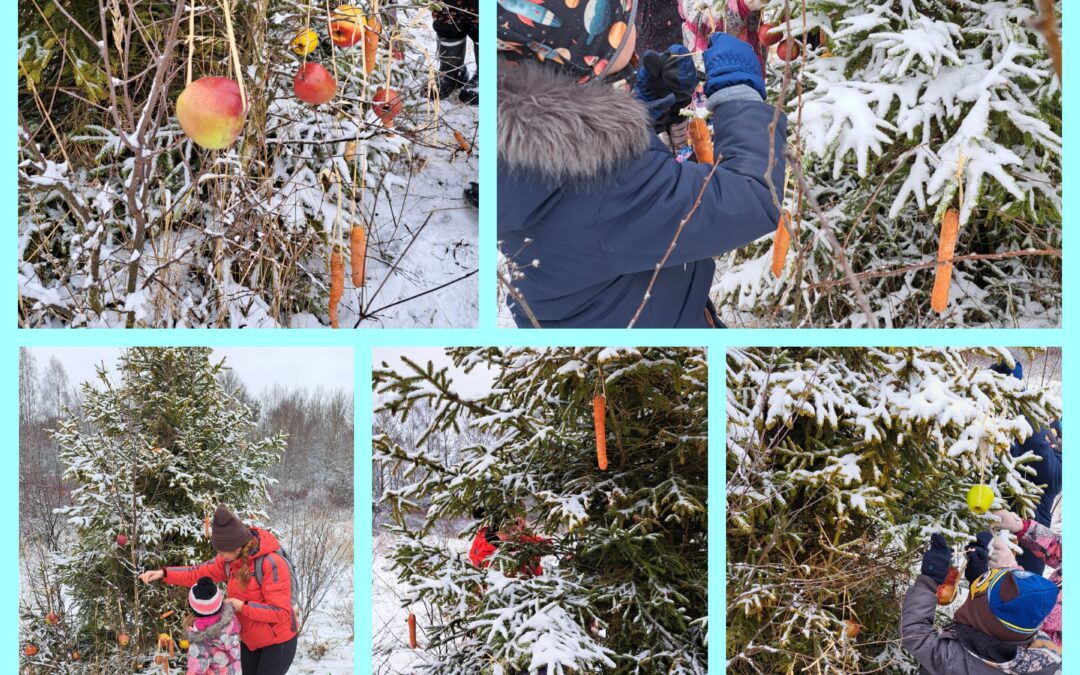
[252,548,299,632]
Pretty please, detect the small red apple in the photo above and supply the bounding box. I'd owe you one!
[117,633,130,647]
[759,23,784,47]
[777,38,801,62]
[71,652,81,661]
[116,533,128,547]
[24,644,39,657]
[294,63,338,105]
[330,20,363,48]
[176,77,247,150]
[45,612,59,625]
[845,620,861,638]
[372,88,402,126]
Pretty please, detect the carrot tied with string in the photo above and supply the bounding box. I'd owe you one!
[350,227,367,288]
[593,395,608,471]
[687,117,714,165]
[407,613,417,648]
[329,248,345,328]
[931,209,960,313]
[771,210,792,278]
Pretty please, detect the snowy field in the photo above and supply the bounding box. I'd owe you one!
[292,563,354,674]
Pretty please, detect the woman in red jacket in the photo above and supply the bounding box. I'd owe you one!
[139,504,298,675]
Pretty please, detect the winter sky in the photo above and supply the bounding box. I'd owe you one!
[372,347,497,400]
[25,347,354,395]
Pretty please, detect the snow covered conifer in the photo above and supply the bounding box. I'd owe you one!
[375,347,708,674]
[46,348,285,670]
[709,0,1061,327]
[726,347,1061,672]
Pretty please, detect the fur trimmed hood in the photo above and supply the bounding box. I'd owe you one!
[187,603,237,645]
[498,59,652,183]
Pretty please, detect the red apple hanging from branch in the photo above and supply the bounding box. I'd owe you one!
[294,62,338,105]
[176,77,247,150]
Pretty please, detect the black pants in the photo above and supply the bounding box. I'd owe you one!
[241,635,298,675]
[433,0,479,42]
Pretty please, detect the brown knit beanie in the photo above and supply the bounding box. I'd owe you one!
[210,504,253,552]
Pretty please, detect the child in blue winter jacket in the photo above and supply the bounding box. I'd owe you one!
[497,0,787,328]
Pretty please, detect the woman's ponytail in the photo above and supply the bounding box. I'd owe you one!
[234,538,260,585]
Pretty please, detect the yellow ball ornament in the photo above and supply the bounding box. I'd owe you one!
[967,484,994,515]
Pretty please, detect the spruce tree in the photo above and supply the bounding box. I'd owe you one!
[706,0,1061,327]
[32,348,285,672]
[375,347,708,674]
[726,347,1061,673]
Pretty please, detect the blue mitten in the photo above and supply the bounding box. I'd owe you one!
[920,533,952,585]
[704,33,766,99]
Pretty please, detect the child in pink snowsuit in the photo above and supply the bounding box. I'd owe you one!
[185,576,242,674]
[679,0,765,51]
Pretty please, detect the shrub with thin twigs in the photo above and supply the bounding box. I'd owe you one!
[19,0,471,328]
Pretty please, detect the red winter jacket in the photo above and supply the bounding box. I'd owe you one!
[469,527,546,577]
[162,528,297,651]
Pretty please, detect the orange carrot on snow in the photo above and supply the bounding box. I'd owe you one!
[407,613,417,648]
[931,209,961,314]
[593,395,608,471]
[687,117,714,165]
[329,249,345,328]
[453,130,471,153]
[350,227,367,287]
[204,516,210,539]
[771,210,792,278]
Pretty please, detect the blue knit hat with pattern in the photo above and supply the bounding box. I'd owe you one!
[956,568,1058,641]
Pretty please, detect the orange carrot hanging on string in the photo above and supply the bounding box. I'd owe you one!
[350,227,367,288]
[771,210,792,278]
[687,117,714,165]
[329,249,345,328]
[593,395,608,471]
[931,209,960,313]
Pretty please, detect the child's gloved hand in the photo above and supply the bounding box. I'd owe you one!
[634,45,697,128]
[703,33,766,99]
[920,533,952,585]
[964,531,992,583]
[635,45,697,102]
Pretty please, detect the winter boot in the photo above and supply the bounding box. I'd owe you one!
[458,42,479,105]
[431,38,468,99]
[464,182,478,208]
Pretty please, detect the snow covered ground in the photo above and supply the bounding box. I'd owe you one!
[292,564,354,674]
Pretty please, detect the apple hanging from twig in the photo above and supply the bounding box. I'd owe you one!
[294,63,338,105]
[176,77,247,150]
